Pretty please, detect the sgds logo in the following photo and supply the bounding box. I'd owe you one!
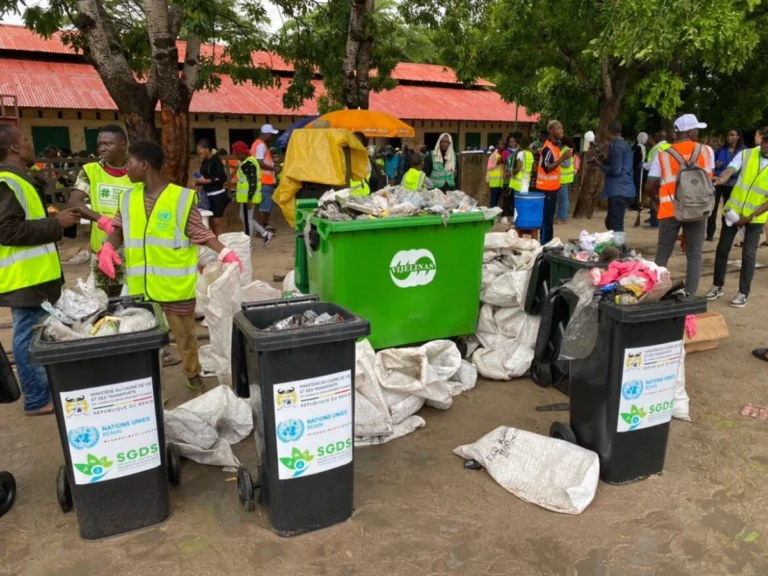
[389,249,436,288]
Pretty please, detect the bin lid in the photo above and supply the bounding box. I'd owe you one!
[598,296,707,324]
[29,301,169,365]
[235,297,371,352]
[311,210,494,235]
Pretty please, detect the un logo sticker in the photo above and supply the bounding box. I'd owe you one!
[68,426,100,450]
[276,419,305,443]
[157,210,172,223]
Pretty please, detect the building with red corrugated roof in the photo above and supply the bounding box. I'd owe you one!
[0,24,538,155]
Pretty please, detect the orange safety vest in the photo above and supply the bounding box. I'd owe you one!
[536,140,561,192]
[228,158,239,186]
[250,139,275,185]
[657,141,713,220]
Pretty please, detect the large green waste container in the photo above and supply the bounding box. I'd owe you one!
[304,212,493,349]
[294,199,318,294]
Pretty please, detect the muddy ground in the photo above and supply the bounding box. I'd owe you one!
[2,208,768,576]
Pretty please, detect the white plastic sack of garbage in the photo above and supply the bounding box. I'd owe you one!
[495,307,527,339]
[515,314,541,350]
[482,259,512,289]
[476,304,503,349]
[673,346,691,421]
[472,339,534,380]
[355,416,425,446]
[375,340,462,407]
[441,360,478,399]
[241,280,281,303]
[481,270,531,307]
[355,340,393,437]
[282,271,300,295]
[382,388,426,425]
[164,385,253,468]
[218,232,253,286]
[454,426,599,515]
[196,261,242,387]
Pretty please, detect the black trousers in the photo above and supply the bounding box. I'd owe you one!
[707,185,733,240]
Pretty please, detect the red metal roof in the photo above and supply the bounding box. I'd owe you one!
[0,57,537,122]
[390,62,493,87]
[0,25,72,54]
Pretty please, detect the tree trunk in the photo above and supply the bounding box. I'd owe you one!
[123,112,157,143]
[160,108,190,185]
[343,0,375,109]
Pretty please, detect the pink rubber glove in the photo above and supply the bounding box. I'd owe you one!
[97,243,122,279]
[96,216,114,235]
[219,247,244,273]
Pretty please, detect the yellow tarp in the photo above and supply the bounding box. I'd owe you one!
[273,128,370,227]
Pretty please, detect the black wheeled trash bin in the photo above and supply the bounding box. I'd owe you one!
[29,299,182,539]
[0,341,20,518]
[231,296,370,536]
[530,285,580,393]
[549,297,706,484]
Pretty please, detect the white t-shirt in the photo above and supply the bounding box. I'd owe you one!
[516,151,531,193]
[727,148,768,173]
[254,142,271,165]
[648,143,715,178]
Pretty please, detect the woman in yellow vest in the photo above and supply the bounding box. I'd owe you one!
[68,125,133,296]
[556,138,575,223]
[232,141,274,247]
[97,141,243,394]
[402,152,433,191]
[487,138,505,208]
[0,125,80,414]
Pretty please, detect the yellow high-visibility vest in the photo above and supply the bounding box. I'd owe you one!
[120,183,198,302]
[0,172,61,294]
[487,152,504,187]
[402,168,426,191]
[725,147,768,225]
[560,146,574,184]
[235,156,262,203]
[83,162,132,253]
[511,150,534,192]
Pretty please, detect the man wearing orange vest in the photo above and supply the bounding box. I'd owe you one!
[537,120,572,243]
[250,124,281,229]
[646,114,715,295]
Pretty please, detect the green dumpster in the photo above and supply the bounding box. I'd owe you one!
[304,212,494,349]
[294,199,318,294]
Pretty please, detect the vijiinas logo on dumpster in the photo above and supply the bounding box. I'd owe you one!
[389,249,436,288]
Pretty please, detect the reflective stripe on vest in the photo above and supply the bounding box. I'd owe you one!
[560,146,574,184]
[657,141,713,220]
[725,148,768,224]
[536,140,561,191]
[647,141,671,163]
[402,168,426,191]
[0,172,61,294]
[487,152,504,187]
[121,184,198,302]
[429,151,456,189]
[253,139,275,185]
[83,162,133,253]
[350,159,372,196]
[235,156,262,203]
[511,151,534,192]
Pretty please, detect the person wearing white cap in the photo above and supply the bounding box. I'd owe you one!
[250,124,281,229]
[645,113,715,295]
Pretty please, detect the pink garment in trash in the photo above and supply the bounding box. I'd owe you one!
[598,260,659,291]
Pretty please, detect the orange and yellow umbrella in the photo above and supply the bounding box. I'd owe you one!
[311,109,415,138]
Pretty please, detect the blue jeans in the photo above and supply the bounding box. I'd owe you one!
[649,205,658,227]
[12,307,51,411]
[556,184,570,220]
[541,191,558,245]
[489,187,502,208]
[259,185,275,213]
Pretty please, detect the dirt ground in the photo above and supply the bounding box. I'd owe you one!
[3,208,768,576]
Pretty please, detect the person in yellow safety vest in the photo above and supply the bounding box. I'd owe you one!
[642,130,671,228]
[424,133,458,192]
[69,125,132,296]
[402,152,434,191]
[97,141,243,394]
[509,136,535,219]
[487,138,505,208]
[232,141,274,247]
[0,124,80,415]
[706,134,768,308]
[557,139,575,224]
[349,132,372,196]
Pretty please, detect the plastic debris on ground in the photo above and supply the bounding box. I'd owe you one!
[740,404,768,421]
[267,310,345,330]
[41,277,156,341]
[354,339,477,446]
[164,385,252,469]
[454,426,599,515]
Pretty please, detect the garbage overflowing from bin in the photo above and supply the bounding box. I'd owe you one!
[267,309,345,330]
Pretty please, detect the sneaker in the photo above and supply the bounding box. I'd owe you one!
[730,293,748,308]
[705,236,714,242]
[262,230,274,247]
[706,286,724,301]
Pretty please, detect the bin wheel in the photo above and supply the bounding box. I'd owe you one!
[549,421,577,445]
[56,466,73,513]
[531,360,553,388]
[167,444,182,487]
[0,471,16,518]
[237,467,256,512]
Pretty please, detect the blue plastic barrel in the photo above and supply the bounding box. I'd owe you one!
[514,192,545,228]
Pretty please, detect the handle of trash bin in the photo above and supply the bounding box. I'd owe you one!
[241,295,319,310]
[315,219,331,242]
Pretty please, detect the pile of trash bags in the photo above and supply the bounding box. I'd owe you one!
[469,230,562,380]
[354,339,477,446]
[41,277,156,341]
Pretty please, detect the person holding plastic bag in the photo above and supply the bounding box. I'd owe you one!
[97,141,243,394]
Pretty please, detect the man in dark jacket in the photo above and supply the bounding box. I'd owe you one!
[598,121,635,232]
[0,125,79,415]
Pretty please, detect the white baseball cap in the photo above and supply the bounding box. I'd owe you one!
[260,123,279,135]
[674,114,707,132]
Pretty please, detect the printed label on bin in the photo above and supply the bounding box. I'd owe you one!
[59,377,160,485]
[617,340,683,433]
[273,370,353,480]
[390,249,436,288]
